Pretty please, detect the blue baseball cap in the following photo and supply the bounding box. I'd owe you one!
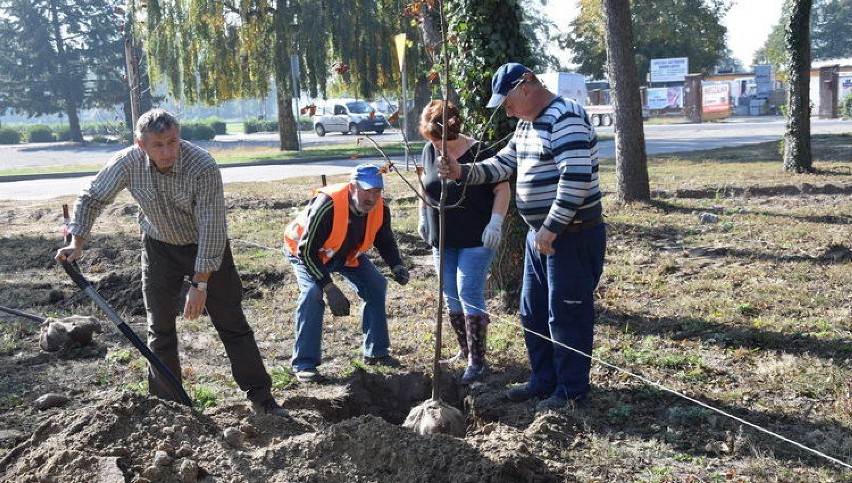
[351,163,384,189]
[486,63,533,108]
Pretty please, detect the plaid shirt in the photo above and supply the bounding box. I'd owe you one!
[68,140,228,273]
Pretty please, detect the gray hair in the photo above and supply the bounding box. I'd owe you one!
[135,109,180,140]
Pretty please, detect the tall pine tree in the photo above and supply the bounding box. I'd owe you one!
[0,0,127,141]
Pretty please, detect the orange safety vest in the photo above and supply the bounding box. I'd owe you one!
[284,183,384,267]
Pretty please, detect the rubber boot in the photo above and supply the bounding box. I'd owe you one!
[441,312,468,364]
[461,314,489,383]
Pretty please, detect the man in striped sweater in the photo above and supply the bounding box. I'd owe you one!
[439,63,606,410]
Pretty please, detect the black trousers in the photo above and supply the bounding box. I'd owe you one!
[141,235,273,404]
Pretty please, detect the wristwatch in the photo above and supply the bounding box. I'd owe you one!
[191,281,208,292]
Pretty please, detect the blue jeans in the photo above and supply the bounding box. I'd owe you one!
[288,254,389,371]
[520,224,606,399]
[432,246,495,315]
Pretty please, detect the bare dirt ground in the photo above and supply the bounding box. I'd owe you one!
[1,138,851,482]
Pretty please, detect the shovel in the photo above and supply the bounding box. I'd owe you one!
[58,203,192,406]
[60,260,193,407]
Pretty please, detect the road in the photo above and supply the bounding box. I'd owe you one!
[1,117,849,201]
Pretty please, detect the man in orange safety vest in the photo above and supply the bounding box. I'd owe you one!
[284,164,409,383]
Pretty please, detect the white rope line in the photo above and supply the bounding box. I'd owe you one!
[443,295,852,471]
[227,238,851,469]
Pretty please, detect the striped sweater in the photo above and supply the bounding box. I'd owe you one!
[461,96,602,234]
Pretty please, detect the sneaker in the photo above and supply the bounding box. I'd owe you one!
[505,383,550,402]
[363,355,401,367]
[295,368,327,383]
[460,364,487,384]
[252,399,289,417]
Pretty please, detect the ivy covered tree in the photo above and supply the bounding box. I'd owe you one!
[406,0,537,301]
[444,0,538,141]
[783,0,813,173]
[0,0,127,142]
[561,0,728,82]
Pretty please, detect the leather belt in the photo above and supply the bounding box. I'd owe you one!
[562,215,604,234]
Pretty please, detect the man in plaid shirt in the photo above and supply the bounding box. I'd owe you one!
[55,109,287,416]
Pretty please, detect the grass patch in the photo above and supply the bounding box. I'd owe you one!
[192,385,218,410]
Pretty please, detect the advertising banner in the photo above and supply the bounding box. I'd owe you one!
[650,57,689,83]
[702,83,730,113]
[647,87,683,109]
[840,73,852,99]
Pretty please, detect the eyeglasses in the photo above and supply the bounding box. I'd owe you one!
[501,78,527,106]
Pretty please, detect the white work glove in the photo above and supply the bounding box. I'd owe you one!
[417,204,428,242]
[481,213,504,250]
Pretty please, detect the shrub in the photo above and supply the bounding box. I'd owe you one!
[27,125,56,143]
[244,118,278,133]
[180,123,216,141]
[203,117,227,135]
[0,128,21,145]
[55,126,72,142]
[841,93,852,118]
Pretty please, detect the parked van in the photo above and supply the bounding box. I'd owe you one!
[313,99,388,136]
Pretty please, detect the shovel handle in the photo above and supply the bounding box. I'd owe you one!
[0,305,46,323]
[61,260,194,407]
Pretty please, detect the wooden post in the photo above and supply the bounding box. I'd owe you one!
[683,74,703,123]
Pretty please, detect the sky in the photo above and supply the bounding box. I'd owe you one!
[543,0,786,69]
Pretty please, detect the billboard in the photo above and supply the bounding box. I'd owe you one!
[650,57,689,83]
[647,87,684,109]
[702,83,730,113]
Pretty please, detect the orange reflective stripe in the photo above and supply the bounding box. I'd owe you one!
[283,183,384,268]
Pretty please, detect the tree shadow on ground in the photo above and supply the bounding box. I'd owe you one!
[648,198,852,226]
[608,218,851,265]
[598,307,851,365]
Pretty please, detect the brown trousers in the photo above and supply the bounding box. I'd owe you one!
[141,235,273,404]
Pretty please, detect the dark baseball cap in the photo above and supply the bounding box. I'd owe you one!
[486,62,533,108]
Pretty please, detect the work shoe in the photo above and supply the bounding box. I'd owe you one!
[460,364,487,384]
[363,355,401,367]
[295,368,327,383]
[505,383,551,403]
[536,392,587,411]
[252,399,289,417]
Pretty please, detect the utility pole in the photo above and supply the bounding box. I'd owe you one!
[123,13,142,129]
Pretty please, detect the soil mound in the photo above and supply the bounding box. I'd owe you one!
[0,389,561,482]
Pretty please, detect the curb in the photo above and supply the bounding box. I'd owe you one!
[0,153,408,183]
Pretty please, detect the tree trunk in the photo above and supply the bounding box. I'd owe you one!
[276,87,299,151]
[64,101,84,142]
[49,0,83,142]
[783,0,813,173]
[602,0,649,203]
[486,174,524,310]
